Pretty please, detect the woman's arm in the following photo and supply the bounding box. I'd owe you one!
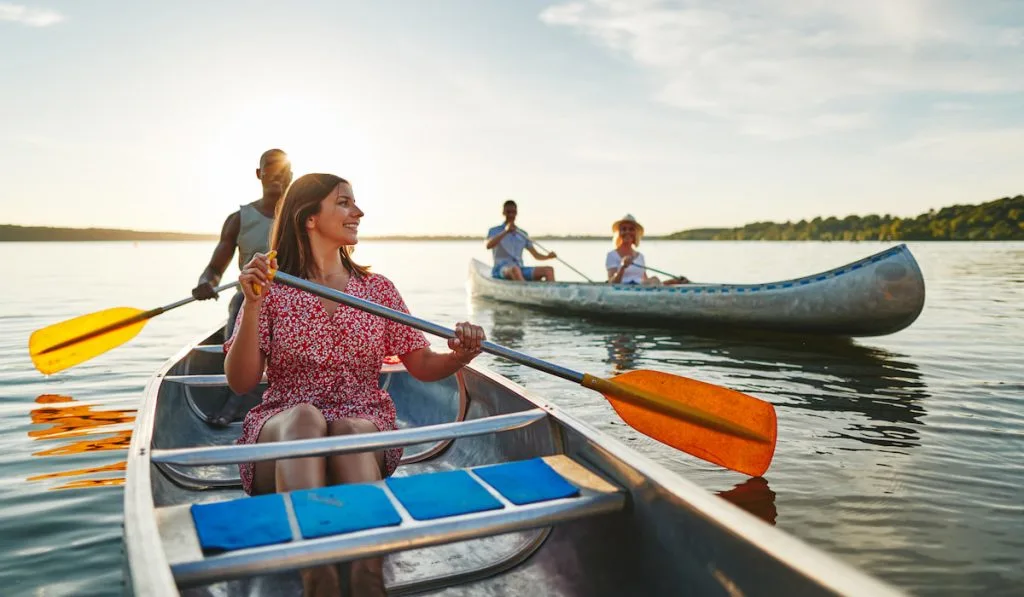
[224,253,273,394]
[609,255,634,283]
[400,347,471,382]
[224,305,267,394]
[400,322,484,382]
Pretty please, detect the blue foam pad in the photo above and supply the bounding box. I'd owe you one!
[191,494,292,552]
[386,470,503,520]
[474,458,580,505]
[291,484,402,539]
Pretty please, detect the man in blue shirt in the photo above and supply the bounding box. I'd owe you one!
[486,199,558,281]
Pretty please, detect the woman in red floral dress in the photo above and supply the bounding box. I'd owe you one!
[225,173,485,597]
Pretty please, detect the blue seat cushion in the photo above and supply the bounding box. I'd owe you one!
[474,458,580,505]
[291,484,402,539]
[387,470,503,520]
[191,494,292,552]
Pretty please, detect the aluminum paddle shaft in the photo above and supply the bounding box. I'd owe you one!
[272,271,584,383]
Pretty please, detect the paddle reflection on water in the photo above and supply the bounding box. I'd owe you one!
[26,394,135,490]
[717,476,778,525]
[606,333,641,374]
[686,330,931,452]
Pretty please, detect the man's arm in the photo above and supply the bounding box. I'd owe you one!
[527,244,556,260]
[485,224,513,250]
[192,211,241,300]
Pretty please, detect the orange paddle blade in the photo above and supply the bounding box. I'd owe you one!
[29,307,150,375]
[584,369,776,476]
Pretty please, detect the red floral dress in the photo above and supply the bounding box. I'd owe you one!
[223,273,429,494]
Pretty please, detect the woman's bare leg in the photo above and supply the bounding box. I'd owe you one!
[250,404,340,597]
[327,418,388,597]
[251,403,329,494]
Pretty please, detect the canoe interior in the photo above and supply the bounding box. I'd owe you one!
[469,244,926,337]
[126,326,904,597]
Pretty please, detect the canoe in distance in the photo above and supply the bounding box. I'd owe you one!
[469,244,925,337]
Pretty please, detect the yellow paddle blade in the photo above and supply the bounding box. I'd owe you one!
[29,307,150,375]
[583,370,777,477]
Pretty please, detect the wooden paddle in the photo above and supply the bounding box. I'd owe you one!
[29,282,240,375]
[268,271,776,476]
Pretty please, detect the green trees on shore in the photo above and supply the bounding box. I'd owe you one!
[667,195,1024,241]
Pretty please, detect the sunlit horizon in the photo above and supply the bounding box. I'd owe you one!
[2,1,1022,237]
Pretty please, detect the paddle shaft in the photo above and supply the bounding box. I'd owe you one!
[272,271,767,443]
[37,282,240,356]
[274,272,582,383]
[512,232,594,283]
[639,264,684,280]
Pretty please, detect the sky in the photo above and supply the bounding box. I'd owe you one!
[1,0,1022,236]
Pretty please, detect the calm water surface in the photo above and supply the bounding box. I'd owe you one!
[1,240,1022,596]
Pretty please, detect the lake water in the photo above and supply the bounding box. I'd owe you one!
[1,240,1022,596]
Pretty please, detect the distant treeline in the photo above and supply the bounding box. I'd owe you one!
[667,195,1024,241]
[0,224,217,242]
[6,194,1022,242]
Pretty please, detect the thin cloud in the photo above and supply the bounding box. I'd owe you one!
[0,3,64,27]
[887,128,1024,163]
[541,1,1024,138]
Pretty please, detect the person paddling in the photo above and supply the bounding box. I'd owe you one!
[226,173,486,596]
[606,214,689,285]
[485,199,558,281]
[191,148,292,426]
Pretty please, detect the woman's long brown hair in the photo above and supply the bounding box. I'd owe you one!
[269,173,370,280]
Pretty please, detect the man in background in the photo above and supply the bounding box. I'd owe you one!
[190,148,291,426]
[485,199,557,281]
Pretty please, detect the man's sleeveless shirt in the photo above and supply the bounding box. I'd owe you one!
[237,203,274,269]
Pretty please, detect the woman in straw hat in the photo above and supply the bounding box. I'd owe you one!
[606,214,689,285]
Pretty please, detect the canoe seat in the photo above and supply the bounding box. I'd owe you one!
[158,455,624,589]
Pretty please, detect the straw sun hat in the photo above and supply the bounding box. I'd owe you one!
[611,214,644,237]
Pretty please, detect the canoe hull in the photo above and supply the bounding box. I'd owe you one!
[125,327,904,596]
[469,244,925,336]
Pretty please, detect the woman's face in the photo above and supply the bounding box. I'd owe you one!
[618,223,638,246]
[309,182,363,246]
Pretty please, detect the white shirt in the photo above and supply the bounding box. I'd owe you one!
[606,250,646,284]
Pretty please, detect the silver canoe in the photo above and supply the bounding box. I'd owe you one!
[469,244,925,337]
[124,326,905,596]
